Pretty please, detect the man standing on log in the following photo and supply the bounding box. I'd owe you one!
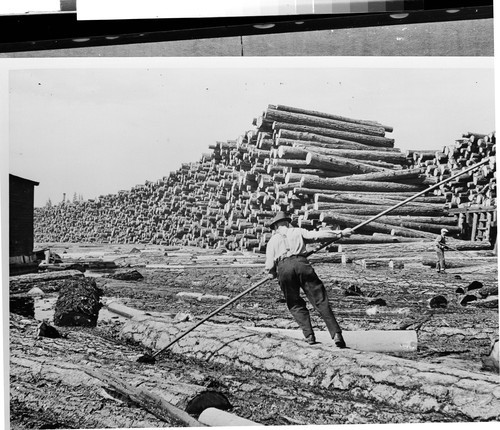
[435,228,448,273]
[265,211,352,348]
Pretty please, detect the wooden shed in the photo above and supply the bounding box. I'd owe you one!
[9,174,40,274]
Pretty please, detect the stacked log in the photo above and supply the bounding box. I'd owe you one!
[406,132,496,244]
[34,105,496,256]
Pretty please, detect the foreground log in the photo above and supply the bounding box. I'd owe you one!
[199,408,262,427]
[9,314,210,428]
[120,315,500,420]
[246,327,417,353]
[84,368,205,427]
[342,168,425,183]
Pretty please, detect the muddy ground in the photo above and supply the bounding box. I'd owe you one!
[9,243,499,428]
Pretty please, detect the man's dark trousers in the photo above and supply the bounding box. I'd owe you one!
[277,255,341,339]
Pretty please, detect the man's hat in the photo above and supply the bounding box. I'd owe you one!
[269,211,292,228]
[441,228,449,234]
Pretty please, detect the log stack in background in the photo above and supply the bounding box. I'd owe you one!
[34,105,496,255]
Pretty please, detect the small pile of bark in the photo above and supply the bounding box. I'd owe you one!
[53,278,103,327]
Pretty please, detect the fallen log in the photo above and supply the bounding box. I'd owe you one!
[120,315,500,420]
[335,240,492,254]
[84,368,206,427]
[9,269,84,287]
[246,327,417,352]
[9,314,210,428]
[199,408,262,427]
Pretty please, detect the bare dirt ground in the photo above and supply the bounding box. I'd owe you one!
[9,242,499,428]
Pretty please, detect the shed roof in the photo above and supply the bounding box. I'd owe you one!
[9,174,40,186]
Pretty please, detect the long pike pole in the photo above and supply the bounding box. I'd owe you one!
[306,156,494,256]
[138,156,494,363]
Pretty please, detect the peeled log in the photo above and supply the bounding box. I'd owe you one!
[120,315,500,421]
[53,278,103,327]
[335,240,492,254]
[272,122,395,148]
[246,327,417,352]
[300,176,423,193]
[199,408,262,427]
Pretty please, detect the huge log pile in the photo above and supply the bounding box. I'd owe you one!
[34,105,496,253]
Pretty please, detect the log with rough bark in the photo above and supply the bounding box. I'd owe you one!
[319,212,435,238]
[265,108,387,137]
[272,122,395,148]
[269,104,394,132]
[300,176,424,193]
[314,193,446,206]
[84,368,205,427]
[276,129,382,151]
[9,270,85,293]
[341,167,425,183]
[287,141,407,164]
[314,202,446,217]
[9,314,210,428]
[305,152,387,174]
[120,315,500,421]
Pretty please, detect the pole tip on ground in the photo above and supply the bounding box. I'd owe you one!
[136,353,156,364]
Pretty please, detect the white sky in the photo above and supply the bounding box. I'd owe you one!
[4,57,496,207]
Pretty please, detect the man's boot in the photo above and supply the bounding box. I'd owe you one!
[305,334,317,345]
[333,332,347,349]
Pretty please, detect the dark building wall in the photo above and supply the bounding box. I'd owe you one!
[9,175,39,257]
[0,19,492,58]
